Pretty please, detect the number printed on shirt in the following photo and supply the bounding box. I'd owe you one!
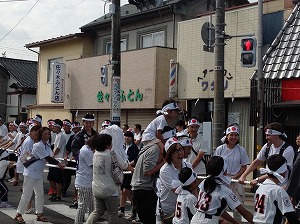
[175,201,182,218]
[254,193,266,214]
[197,191,212,212]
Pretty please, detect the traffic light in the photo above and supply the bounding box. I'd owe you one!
[241,37,256,67]
[101,65,108,86]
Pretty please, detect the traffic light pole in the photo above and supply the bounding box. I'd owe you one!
[255,0,264,177]
[111,0,121,127]
[213,0,225,151]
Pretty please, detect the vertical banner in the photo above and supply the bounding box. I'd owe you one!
[111,76,121,123]
[169,59,178,98]
[51,62,65,103]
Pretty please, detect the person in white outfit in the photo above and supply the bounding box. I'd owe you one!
[14,127,65,224]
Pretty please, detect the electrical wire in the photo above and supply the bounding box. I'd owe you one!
[0,0,41,43]
[0,0,29,2]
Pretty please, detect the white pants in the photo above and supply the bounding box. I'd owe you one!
[17,175,44,214]
[191,211,219,224]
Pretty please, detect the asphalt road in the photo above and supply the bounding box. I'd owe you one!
[0,169,134,224]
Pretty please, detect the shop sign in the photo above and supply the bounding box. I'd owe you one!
[51,62,65,103]
[97,88,143,103]
[197,68,233,91]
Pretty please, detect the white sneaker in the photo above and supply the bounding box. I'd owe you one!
[8,178,15,183]
[0,202,12,208]
[118,211,125,217]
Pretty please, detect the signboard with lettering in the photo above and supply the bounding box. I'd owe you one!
[51,62,65,103]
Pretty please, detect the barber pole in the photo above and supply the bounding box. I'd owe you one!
[169,59,178,98]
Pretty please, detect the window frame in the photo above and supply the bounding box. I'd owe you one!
[47,57,63,83]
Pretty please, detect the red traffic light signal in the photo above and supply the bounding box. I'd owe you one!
[241,37,256,67]
[242,39,254,51]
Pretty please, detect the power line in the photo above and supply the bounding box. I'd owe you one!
[0,0,29,2]
[0,0,40,43]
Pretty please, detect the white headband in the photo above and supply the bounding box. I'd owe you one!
[13,121,18,127]
[63,121,72,126]
[259,163,287,183]
[188,118,200,126]
[71,123,81,129]
[226,126,239,135]
[265,129,287,138]
[33,116,42,123]
[165,137,179,152]
[156,102,179,115]
[53,123,62,128]
[179,137,192,147]
[162,129,176,140]
[82,118,95,122]
[101,120,111,127]
[172,170,197,194]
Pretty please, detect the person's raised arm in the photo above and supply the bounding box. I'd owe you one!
[239,158,261,183]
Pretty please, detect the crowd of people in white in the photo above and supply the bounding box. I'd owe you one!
[0,98,300,224]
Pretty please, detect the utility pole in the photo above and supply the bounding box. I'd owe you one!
[255,0,264,176]
[212,0,225,151]
[111,0,121,127]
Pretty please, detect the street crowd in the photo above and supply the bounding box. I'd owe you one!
[0,98,300,224]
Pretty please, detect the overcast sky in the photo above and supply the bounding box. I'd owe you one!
[0,0,257,62]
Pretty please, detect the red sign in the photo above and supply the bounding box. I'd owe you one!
[281,79,300,101]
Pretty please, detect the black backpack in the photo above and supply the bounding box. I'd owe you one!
[264,142,296,179]
[264,142,296,163]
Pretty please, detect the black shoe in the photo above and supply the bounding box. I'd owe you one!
[55,196,61,201]
[49,194,56,201]
[127,214,137,221]
[69,201,78,209]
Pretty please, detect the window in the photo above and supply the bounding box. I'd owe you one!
[47,58,63,83]
[140,31,165,48]
[105,39,127,54]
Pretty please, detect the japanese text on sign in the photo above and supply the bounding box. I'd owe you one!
[197,68,233,91]
[97,89,143,103]
[51,62,65,103]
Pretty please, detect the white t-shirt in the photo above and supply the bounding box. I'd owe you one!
[3,131,18,150]
[192,180,240,222]
[53,131,66,159]
[63,131,74,146]
[253,179,295,223]
[16,136,34,174]
[0,124,8,138]
[50,131,56,146]
[186,133,208,174]
[214,144,250,176]
[12,132,26,149]
[75,145,93,188]
[134,132,142,149]
[173,189,197,224]
[257,142,294,182]
[142,115,167,142]
[159,161,193,216]
[23,141,53,179]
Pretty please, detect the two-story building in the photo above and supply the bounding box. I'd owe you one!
[0,57,37,122]
[26,0,248,131]
[177,0,295,159]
